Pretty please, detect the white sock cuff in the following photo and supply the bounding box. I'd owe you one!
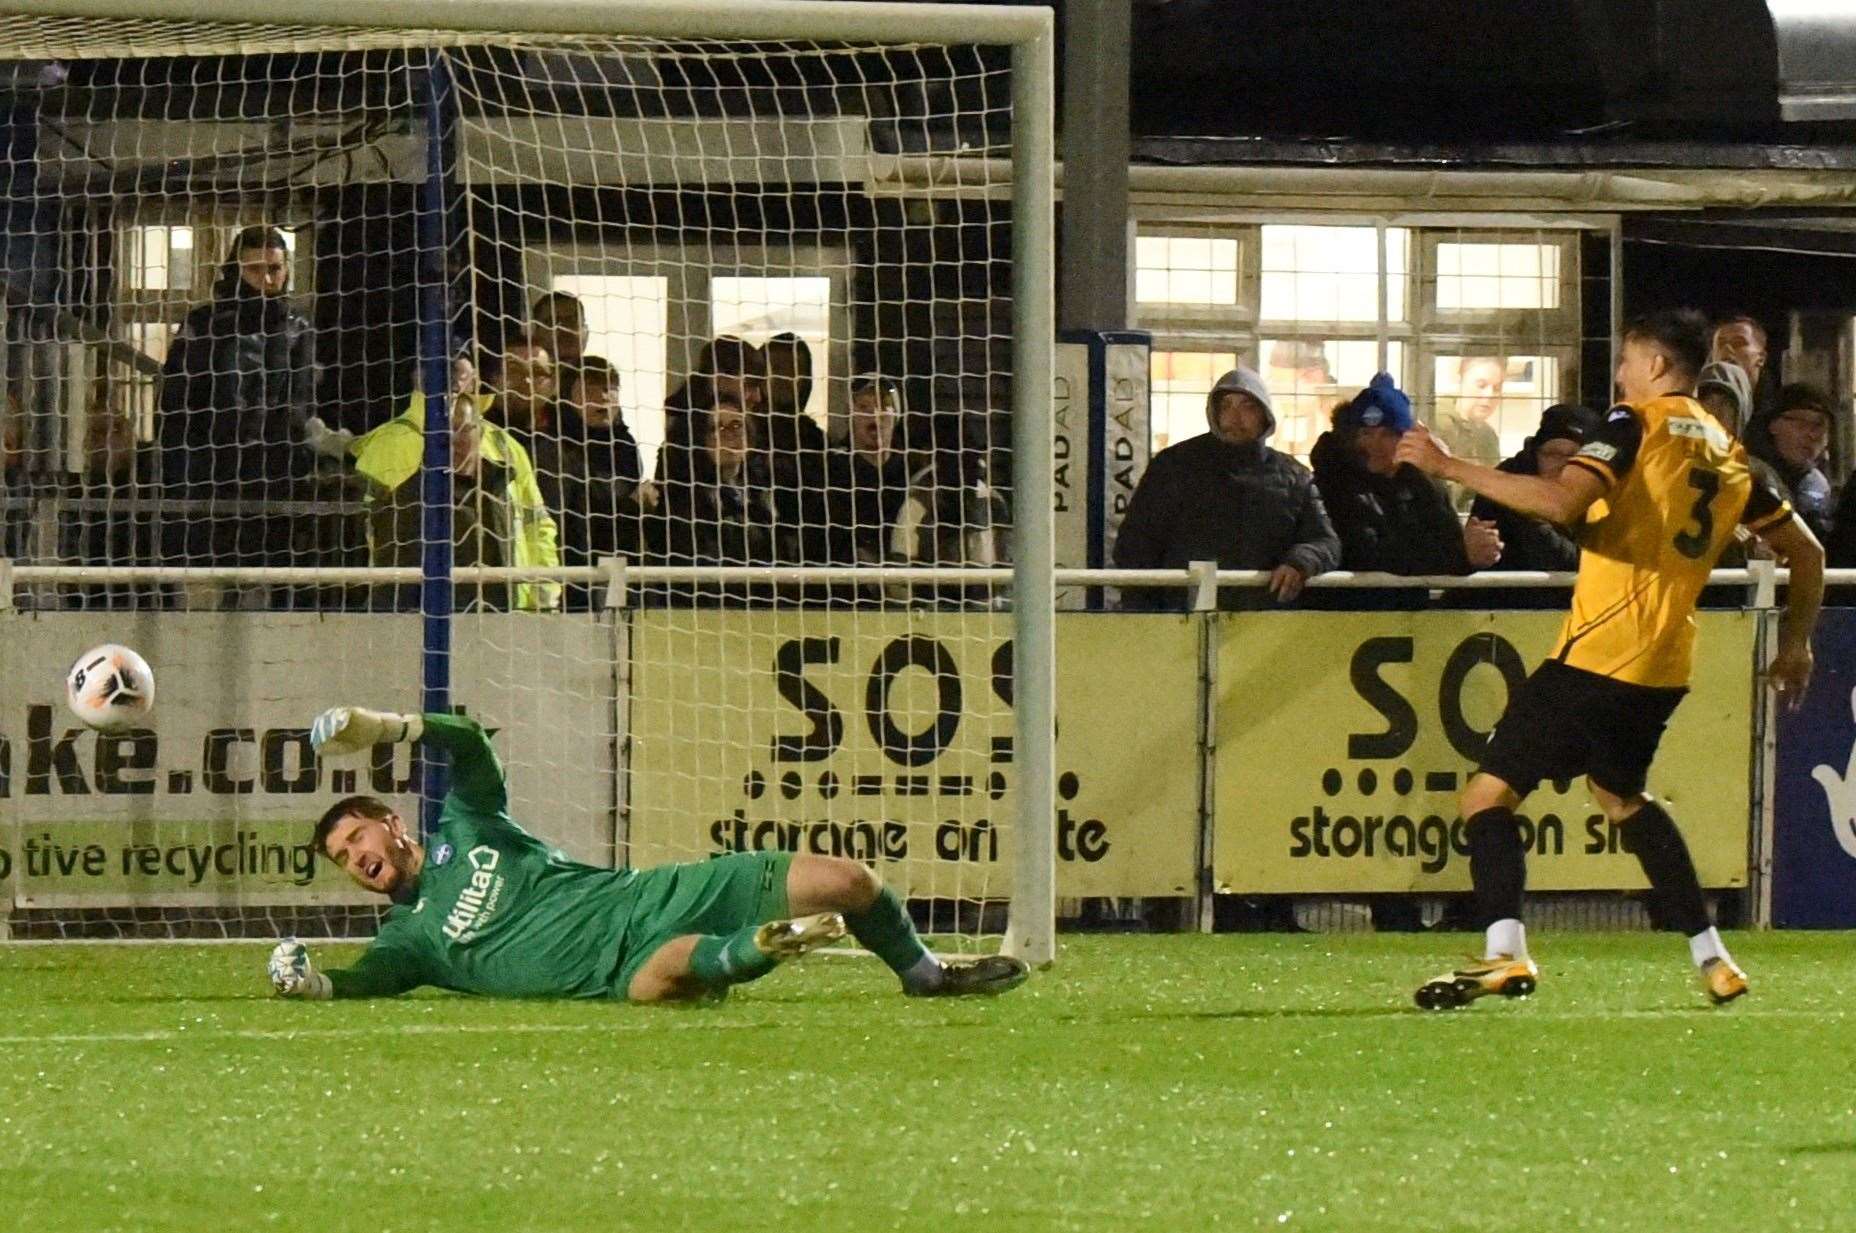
[1485,918,1527,961]
[1688,926,1728,969]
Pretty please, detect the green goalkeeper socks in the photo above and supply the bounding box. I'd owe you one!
[688,927,779,989]
[844,886,939,992]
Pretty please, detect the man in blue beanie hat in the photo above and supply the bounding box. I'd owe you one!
[1115,365,1340,610]
[1308,373,1500,596]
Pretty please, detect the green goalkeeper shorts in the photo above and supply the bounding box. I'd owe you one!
[613,850,794,999]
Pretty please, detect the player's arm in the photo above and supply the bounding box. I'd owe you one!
[1750,495,1825,708]
[415,711,508,816]
[1396,424,1609,529]
[268,935,425,1000]
[310,706,507,816]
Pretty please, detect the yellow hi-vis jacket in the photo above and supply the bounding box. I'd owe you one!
[350,392,561,611]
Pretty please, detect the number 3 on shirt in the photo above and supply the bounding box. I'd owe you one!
[1673,466,1720,559]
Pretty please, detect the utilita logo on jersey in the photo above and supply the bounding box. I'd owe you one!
[1810,687,1856,862]
[442,845,505,943]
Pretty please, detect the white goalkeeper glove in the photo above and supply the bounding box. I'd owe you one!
[301,415,356,460]
[310,707,423,759]
[268,938,333,1000]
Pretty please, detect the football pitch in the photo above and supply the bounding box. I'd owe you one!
[2,933,1850,1233]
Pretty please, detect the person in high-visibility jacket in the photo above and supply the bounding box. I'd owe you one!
[350,362,561,612]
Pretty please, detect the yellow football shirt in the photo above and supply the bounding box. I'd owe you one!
[1550,394,1791,688]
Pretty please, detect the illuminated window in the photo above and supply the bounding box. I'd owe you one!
[549,274,671,474]
[1260,225,1408,324]
[710,275,832,430]
[1436,241,1561,311]
[1135,221,1592,464]
[122,225,193,293]
[1135,236,1241,307]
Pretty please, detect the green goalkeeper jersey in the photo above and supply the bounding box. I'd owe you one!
[326,713,640,999]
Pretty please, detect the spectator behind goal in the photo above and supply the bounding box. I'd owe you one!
[887,417,1011,608]
[645,395,782,606]
[1114,365,1339,611]
[529,356,653,609]
[758,331,832,562]
[156,225,347,580]
[1462,403,1594,609]
[350,353,560,611]
[1469,403,1595,574]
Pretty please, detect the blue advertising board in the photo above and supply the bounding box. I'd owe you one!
[1771,608,1856,928]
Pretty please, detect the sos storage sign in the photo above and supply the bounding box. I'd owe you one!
[1213,610,1756,893]
[626,611,1200,898]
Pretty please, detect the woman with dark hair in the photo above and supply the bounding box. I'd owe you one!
[156,225,324,576]
[645,395,784,605]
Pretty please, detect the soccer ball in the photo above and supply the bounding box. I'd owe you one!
[65,644,156,732]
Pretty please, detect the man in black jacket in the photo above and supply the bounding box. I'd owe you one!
[1114,365,1340,611]
[156,226,338,602]
[1471,403,1595,576]
[1308,372,1498,608]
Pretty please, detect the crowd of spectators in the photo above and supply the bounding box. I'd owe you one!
[4,226,1855,612]
[1,225,1011,610]
[1116,312,1856,612]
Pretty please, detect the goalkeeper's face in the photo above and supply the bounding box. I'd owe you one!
[323,811,421,897]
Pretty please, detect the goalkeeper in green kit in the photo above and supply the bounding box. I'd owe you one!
[267,707,1029,1003]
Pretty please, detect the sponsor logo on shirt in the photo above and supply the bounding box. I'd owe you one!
[432,843,454,867]
[1666,417,1732,451]
[442,845,506,943]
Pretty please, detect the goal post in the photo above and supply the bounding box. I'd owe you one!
[0,0,1057,963]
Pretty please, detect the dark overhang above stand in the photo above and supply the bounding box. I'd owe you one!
[1121,0,1856,146]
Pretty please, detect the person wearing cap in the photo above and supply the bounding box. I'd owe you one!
[1469,403,1598,577]
[1749,383,1837,543]
[1309,372,1498,605]
[1114,365,1340,611]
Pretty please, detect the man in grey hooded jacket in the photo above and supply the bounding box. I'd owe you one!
[1114,366,1341,611]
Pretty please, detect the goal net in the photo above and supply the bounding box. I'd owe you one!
[0,2,1057,962]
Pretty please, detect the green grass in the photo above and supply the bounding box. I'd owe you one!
[2,933,1852,1233]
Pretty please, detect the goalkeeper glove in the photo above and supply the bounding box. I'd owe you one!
[310,707,423,759]
[301,415,356,460]
[268,938,333,1000]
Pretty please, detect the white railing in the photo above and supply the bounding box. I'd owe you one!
[9,561,1850,592]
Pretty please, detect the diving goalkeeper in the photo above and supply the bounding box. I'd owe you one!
[268,707,1028,1003]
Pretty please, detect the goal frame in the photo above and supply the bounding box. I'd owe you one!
[1,0,1058,964]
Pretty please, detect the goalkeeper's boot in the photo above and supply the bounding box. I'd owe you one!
[908,954,1030,998]
[754,912,847,962]
[1414,954,1538,1011]
[1700,956,1748,1006]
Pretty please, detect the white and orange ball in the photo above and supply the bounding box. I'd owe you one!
[65,644,156,732]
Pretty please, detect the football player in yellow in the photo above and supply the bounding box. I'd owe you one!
[1395,309,1824,1009]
